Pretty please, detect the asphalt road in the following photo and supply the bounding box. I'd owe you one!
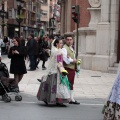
[0,55,107,120]
[0,93,104,120]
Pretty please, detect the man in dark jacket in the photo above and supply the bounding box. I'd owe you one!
[26,34,37,71]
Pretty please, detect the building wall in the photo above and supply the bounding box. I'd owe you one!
[0,0,9,37]
[77,0,90,27]
[7,0,40,38]
[60,0,90,35]
[60,0,120,72]
[77,0,120,72]
[71,0,90,32]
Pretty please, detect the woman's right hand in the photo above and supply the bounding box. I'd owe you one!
[73,59,77,63]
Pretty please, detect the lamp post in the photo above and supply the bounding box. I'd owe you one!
[0,0,7,37]
[49,17,55,35]
[16,0,24,37]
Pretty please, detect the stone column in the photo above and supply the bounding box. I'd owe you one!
[64,0,67,33]
[60,1,65,35]
[101,0,110,22]
[88,0,101,28]
[92,0,111,71]
[109,0,119,65]
[66,0,71,32]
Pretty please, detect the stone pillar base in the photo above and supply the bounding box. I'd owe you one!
[79,54,117,72]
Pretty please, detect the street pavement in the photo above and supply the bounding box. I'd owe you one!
[0,55,116,120]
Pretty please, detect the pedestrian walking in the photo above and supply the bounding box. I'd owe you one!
[39,35,50,70]
[37,38,70,106]
[0,37,5,55]
[8,37,27,92]
[3,36,9,54]
[26,34,38,71]
[34,37,40,69]
[62,34,80,104]
[103,63,120,120]
[8,37,14,52]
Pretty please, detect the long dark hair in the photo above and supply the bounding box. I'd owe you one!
[13,37,20,46]
[53,38,62,47]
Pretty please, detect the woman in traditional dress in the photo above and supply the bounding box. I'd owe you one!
[37,38,70,106]
[103,64,120,119]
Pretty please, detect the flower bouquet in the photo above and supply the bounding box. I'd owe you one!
[57,62,70,90]
[61,69,68,76]
[76,59,81,78]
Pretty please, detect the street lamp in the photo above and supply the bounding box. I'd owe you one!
[16,0,24,37]
[0,0,7,37]
[49,17,55,35]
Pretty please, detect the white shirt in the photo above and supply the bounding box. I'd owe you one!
[62,46,75,64]
[0,39,5,47]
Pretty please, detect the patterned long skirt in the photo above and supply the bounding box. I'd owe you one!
[103,101,120,120]
[37,73,69,104]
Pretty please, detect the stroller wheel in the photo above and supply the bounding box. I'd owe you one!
[15,95,22,101]
[4,96,11,102]
[2,95,6,100]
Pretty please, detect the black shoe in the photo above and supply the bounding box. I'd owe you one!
[56,103,66,107]
[69,100,80,105]
[36,66,39,69]
[27,69,36,71]
[42,66,47,70]
[37,79,42,82]
[44,101,48,105]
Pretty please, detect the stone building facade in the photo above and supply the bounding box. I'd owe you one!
[60,0,120,72]
[7,0,41,38]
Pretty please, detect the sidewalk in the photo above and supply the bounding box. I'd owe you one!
[2,55,116,100]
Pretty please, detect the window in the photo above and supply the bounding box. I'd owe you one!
[41,10,47,18]
[8,10,12,18]
[49,6,52,13]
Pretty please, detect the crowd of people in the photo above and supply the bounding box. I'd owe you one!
[0,33,80,107]
[1,33,120,117]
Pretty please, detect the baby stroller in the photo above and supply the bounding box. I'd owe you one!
[0,62,22,102]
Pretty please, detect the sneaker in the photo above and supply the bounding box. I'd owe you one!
[27,69,36,71]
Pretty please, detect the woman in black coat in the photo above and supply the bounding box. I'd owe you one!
[8,37,27,91]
